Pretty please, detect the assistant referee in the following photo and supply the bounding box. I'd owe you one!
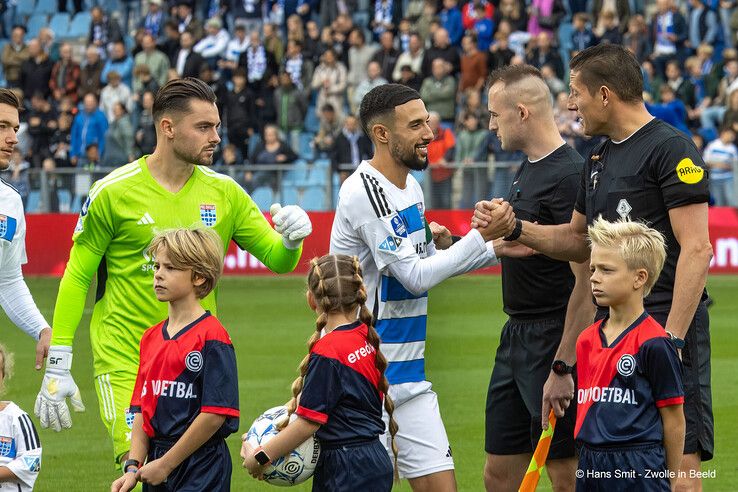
[481,65,595,492]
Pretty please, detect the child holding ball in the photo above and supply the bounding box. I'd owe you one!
[241,254,397,491]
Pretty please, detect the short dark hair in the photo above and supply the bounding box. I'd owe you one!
[0,89,21,109]
[152,77,217,121]
[487,64,543,89]
[359,83,421,137]
[569,44,642,103]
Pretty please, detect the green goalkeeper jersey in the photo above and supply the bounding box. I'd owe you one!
[51,157,301,376]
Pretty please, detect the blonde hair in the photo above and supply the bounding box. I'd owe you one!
[0,344,14,395]
[281,254,399,478]
[587,218,667,296]
[147,227,224,299]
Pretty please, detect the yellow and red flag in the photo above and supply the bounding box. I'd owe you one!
[519,409,557,492]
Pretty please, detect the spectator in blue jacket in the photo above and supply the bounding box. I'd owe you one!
[646,84,690,134]
[70,93,109,165]
[101,41,134,87]
[440,0,465,46]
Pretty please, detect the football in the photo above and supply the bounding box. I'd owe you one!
[245,405,321,486]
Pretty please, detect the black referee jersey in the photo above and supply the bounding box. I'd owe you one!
[501,143,584,318]
[574,118,710,312]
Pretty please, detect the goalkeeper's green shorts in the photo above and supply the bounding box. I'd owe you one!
[94,371,137,469]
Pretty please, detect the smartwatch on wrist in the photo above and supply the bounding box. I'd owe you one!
[123,459,141,474]
[551,359,574,376]
[667,331,686,350]
[254,446,272,466]
[503,218,523,242]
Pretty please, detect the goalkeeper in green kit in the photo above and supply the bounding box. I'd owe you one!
[34,78,312,469]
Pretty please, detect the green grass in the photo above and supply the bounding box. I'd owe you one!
[2,276,736,491]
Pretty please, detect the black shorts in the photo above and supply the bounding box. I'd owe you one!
[485,316,576,459]
[143,437,231,492]
[576,443,670,491]
[650,304,714,461]
[313,438,393,492]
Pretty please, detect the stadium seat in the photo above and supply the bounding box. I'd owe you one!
[26,14,47,40]
[280,185,299,205]
[17,0,36,19]
[306,158,330,186]
[304,105,320,134]
[298,132,314,161]
[250,186,274,212]
[283,159,309,186]
[66,12,92,40]
[57,189,72,212]
[353,12,370,29]
[49,13,71,39]
[331,173,340,208]
[34,0,57,16]
[26,191,40,213]
[301,186,327,211]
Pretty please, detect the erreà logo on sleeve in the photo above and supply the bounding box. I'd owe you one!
[675,158,704,184]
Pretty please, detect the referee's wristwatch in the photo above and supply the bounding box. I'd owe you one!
[123,459,141,474]
[551,360,574,376]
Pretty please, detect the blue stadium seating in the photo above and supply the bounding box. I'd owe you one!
[26,191,40,213]
[49,13,72,39]
[35,0,57,16]
[250,186,274,212]
[306,158,330,186]
[66,12,92,40]
[26,14,47,40]
[304,105,320,134]
[280,185,299,205]
[57,189,72,212]
[283,159,309,186]
[298,132,314,161]
[301,186,327,211]
[17,0,36,19]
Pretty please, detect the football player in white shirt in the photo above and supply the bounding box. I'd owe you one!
[330,83,525,491]
[0,344,42,491]
[0,88,51,370]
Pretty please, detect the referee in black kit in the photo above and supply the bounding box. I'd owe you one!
[475,44,713,491]
[481,65,595,492]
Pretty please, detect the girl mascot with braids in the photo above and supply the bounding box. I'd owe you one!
[241,254,399,491]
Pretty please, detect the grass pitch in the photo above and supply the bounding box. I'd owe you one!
[1,276,735,491]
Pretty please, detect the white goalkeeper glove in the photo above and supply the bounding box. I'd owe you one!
[35,345,85,431]
[270,203,312,249]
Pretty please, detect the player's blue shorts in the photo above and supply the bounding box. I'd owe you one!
[576,442,671,491]
[143,437,231,492]
[313,438,393,491]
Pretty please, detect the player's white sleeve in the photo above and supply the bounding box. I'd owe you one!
[0,212,47,340]
[360,215,498,296]
[4,412,41,490]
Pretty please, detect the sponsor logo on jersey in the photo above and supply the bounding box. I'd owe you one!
[347,341,376,364]
[0,214,17,242]
[141,379,198,399]
[200,204,217,227]
[185,351,203,372]
[23,455,40,472]
[675,158,704,184]
[125,408,135,428]
[616,198,632,219]
[578,386,639,405]
[0,436,15,458]
[378,235,402,252]
[617,353,636,377]
[390,214,407,237]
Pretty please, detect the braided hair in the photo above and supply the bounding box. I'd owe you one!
[281,254,399,477]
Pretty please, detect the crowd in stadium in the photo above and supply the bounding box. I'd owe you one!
[0,0,737,209]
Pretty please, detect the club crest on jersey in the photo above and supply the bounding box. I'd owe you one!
[185,350,203,372]
[200,204,217,227]
[378,235,402,252]
[390,214,407,237]
[0,214,17,242]
[617,354,636,377]
[125,408,135,428]
[0,436,15,458]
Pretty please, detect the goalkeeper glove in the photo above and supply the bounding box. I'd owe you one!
[270,203,312,249]
[35,345,85,431]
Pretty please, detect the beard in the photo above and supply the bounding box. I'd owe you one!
[173,143,214,166]
[391,141,428,171]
